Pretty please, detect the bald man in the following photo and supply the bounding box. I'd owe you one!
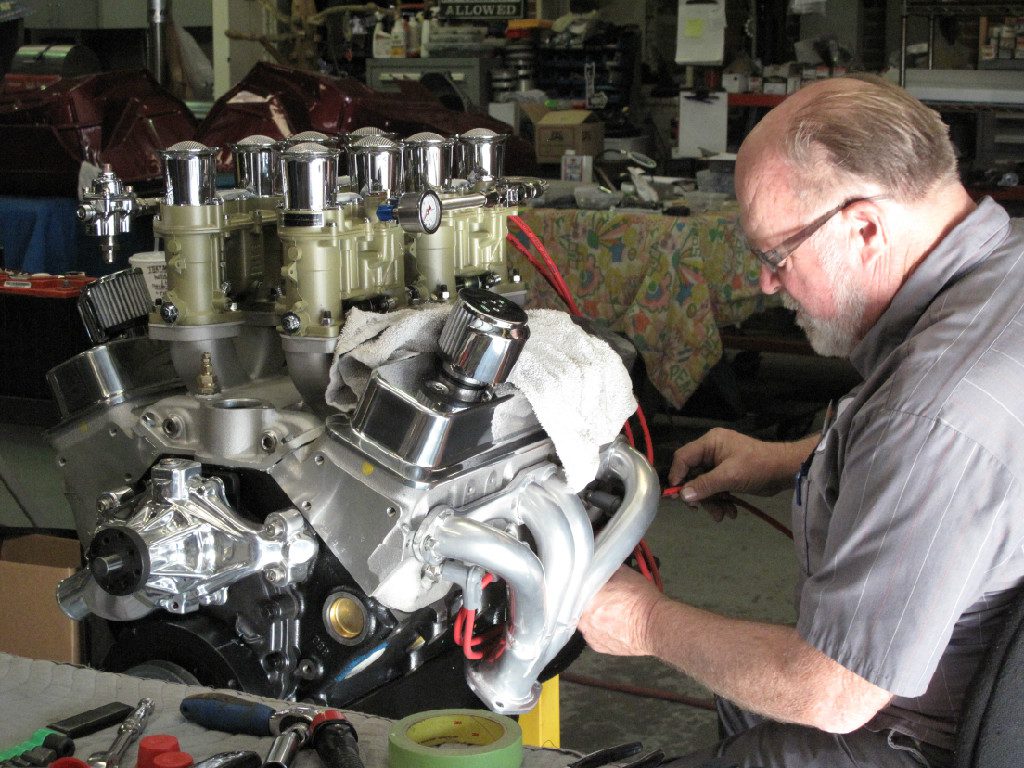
[578,75,1024,767]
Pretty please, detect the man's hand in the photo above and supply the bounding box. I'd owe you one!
[577,566,666,656]
[668,428,816,513]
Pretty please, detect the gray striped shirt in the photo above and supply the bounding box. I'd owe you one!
[794,197,1024,751]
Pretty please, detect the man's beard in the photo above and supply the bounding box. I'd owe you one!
[781,238,867,358]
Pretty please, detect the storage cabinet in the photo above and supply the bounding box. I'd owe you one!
[533,29,639,113]
[975,108,1024,167]
[365,57,495,108]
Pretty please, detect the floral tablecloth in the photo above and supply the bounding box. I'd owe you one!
[512,207,767,409]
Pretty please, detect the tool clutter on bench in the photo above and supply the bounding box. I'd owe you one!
[0,696,358,768]
[3,687,673,768]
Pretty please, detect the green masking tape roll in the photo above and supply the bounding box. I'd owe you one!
[388,709,523,768]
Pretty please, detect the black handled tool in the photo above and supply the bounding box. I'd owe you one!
[621,749,665,768]
[567,742,643,768]
[180,696,277,738]
[1,703,132,764]
[179,693,364,768]
[0,733,76,768]
[179,694,320,738]
[179,693,322,768]
[309,710,364,768]
[49,704,136,739]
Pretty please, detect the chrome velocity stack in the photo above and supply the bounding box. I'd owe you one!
[281,142,340,212]
[402,132,456,192]
[231,134,277,197]
[349,135,402,197]
[340,126,396,150]
[456,129,508,184]
[161,140,218,206]
[278,131,337,151]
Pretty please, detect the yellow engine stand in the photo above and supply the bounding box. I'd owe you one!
[519,676,560,749]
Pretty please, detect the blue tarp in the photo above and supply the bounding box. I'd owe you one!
[0,196,154,275]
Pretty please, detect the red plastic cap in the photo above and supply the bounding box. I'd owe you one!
[52,758,91,768]
[137,735,182,768]
[310,708,347,732]
[152,751,194,768]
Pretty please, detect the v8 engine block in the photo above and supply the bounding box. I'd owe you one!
[51,126,657,717]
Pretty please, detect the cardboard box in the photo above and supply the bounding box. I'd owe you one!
[526,107,605,164]
[0,534,82,663]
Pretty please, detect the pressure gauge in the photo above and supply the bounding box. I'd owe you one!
[418,189,442,233]
[395,190,443,234]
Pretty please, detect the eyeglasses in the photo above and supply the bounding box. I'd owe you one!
[748,195,886,272]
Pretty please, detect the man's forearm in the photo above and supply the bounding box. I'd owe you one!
[643,597,888,732]
[764,434,820,494]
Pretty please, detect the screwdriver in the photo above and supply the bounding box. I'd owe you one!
[309,711,364,768]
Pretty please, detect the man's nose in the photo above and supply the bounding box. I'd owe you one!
[759,264,782,294]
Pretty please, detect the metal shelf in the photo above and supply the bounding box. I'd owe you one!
[532,31,639,113]
[923,99,1024,111]
[904,1,1024,14]
[900,1,1024,84]
[727,93,787,107]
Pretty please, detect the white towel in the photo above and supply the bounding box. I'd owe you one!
[326,305,449,412]
[497,309,637,492]
[326,306,637,492]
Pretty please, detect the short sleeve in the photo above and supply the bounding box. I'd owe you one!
[796,408,1023,697]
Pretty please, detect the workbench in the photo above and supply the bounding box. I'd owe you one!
[0,654,578,768]
[514,207,767,409]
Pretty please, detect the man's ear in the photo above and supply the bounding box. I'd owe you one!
[848,199,888,271]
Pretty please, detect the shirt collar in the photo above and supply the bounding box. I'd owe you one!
[849,197,1010,377]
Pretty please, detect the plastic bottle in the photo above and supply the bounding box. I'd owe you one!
[420,12,431,58]
[407,14,420,57]
[372,13,392,57]
[561,149,587,182]
[390,17,406,58]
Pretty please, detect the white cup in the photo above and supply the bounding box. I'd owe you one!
[128,251,167,302]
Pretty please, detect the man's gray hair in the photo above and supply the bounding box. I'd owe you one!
[782,74,958,203]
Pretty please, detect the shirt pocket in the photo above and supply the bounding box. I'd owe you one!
[793,451,815,577]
